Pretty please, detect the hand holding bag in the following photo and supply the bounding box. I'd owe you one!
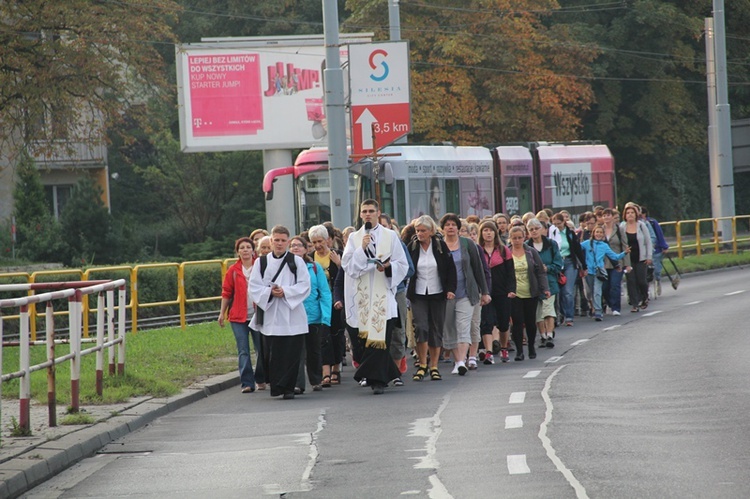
[596,267,609,282]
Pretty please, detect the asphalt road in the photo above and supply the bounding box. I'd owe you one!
[23,267,750,498]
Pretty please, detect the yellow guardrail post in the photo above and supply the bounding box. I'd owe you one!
[84,266,137,335]
[178,264,187,330]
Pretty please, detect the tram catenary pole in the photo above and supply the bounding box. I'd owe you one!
[709,0,735,239]
[323,0,351,229]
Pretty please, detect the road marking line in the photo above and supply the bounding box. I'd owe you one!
[507,454,530,474]
[300,409,327,490]
[509,392,526,404]
[642,310,662,317]
[571,339,590,345]
[505,415,523,429]
[546,356,563,363]
[539,365,589,498]
[725,290,746,296]
[408,393,450,475]
[685,301,702,305]
[523,370,541,378]
[427,474,453,499]
[602,325,621,332]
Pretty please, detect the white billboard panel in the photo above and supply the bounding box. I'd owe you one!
[176,37,367,152]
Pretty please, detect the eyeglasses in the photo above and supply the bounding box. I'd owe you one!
[528,227,540,231]
[290,243,306,249]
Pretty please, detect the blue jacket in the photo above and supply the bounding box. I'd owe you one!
[581,239,628,271]
[303,262,332,326]
[646,217,669,254]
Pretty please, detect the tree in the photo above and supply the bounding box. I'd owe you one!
[556,0,750,219]
[60,177,113,266]
[0,0,181,154]
[136,131,265,244]
[344,0,597,144]
[12,151,68,262]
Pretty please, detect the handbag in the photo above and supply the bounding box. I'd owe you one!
[596,267,609,282]
[557,273,567,286]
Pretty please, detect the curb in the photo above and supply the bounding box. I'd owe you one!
[0,372,238,499]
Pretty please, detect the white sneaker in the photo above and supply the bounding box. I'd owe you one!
[613,310,621,316]
[451,364,460,375]
[656,280,662,296]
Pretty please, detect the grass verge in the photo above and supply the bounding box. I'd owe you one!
[2,322,238,405]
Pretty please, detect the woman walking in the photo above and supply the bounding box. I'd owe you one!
[219,237,264,393]
[440,214,490,375]
[508,226,549,360]
[621,203,653,313]
[407,215,457,382]
[525,218,563,348]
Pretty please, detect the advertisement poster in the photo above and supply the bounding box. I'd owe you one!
[177,38,368,152]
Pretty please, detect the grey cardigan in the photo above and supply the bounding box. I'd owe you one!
[455,237,490,306]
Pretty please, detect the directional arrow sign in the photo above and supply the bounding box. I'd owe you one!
[355,108,377,151]
[348,41,410,155]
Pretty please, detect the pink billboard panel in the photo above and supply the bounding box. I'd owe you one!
[188,54,263,137]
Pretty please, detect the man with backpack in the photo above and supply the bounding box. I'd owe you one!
[249,225,311,400]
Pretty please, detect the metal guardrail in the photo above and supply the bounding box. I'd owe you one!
[0,280,127,439]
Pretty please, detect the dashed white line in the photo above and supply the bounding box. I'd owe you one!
[505,415,523,429]
[571,339,590,346]
[602,325,621,332]
[545,356,563,363]
[509,392,526,404]
[685,300,702,305]
[539,365,589,498]
[507,454,531,474]
[725,290,746,296]
[523,370,541,379]
[641,310,662,317]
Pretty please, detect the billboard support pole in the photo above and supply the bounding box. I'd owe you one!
[323,0,352,229]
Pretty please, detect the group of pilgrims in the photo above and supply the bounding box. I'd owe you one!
[219,198,667,398]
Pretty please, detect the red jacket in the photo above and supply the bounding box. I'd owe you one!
[221,259,252,323]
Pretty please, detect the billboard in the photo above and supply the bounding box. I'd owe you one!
[176,37,369,152]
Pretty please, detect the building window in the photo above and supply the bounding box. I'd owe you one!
[45,185,74,219]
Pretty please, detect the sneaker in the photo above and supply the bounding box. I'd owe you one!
[594,314,603,321]
[478,350,487,362]
[539,337,547,348]
[483,353,495,365]
[392,377,404,387]
[565,320,574,327]
[656,280,662,296]
[398,356,408,374]
[613,310,621,316]
[451,364,460,375]
[546,338,555,348]
[468,358,478,370]
[359,378,369,387]
[457,362,468,376]
[501,349,509,362]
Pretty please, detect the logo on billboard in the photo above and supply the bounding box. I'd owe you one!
[368,49,389,82]
[264,62,320,97]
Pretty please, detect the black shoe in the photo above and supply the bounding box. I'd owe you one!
[528,347,536,359]
[491,339,501,355]
[539,337,547,348]
[546,339,554,348]
[283,393,295,400]
[515,353,525,361]
[372,385,385,395]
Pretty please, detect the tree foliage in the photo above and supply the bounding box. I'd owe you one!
[136,131,265,244]
[59,177,113,266]
[0,0,180,154]
[345,0,597,144]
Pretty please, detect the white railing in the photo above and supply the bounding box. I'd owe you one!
[0,279,126,441]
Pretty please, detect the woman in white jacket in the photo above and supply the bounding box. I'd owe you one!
[620,202,653,313]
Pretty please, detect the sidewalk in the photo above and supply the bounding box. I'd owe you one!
[0,372,239,499]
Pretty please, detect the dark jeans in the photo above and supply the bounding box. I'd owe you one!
[626,261,649,307]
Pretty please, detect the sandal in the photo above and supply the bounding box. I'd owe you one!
[413,365,427,381]
[430,368,442,381]
[321,375,332,388]
[330,372,341,385]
